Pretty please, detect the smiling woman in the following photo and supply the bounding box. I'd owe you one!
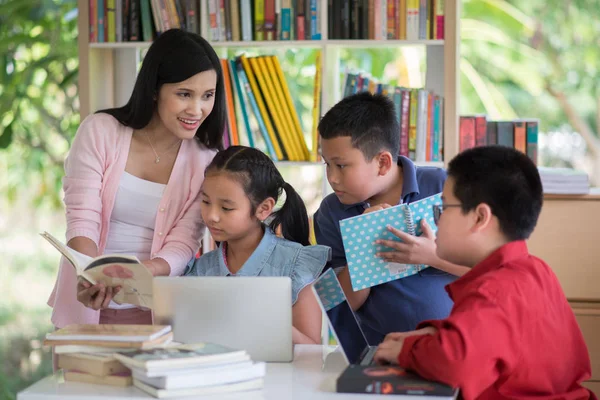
[47,29,225,334]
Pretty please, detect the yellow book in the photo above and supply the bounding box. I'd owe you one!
[251,57,298,161]
[239,55,283,161]
[58,353,129,377]
[267,56,310,160]
[310,51,322,162]
[263,57,302,161]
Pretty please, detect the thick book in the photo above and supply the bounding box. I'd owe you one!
[64,370,133,387]
[45,325,174,349]
[57,352,129,376]
[40,231,153,307]
[133,361,266,390]
[337,365,458,398]
[134,377,263,399]
[340,193,441,291]
[47,324,171,342]
[113,343,248,372]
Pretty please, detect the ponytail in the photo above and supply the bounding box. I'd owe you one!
[269,182,310,246]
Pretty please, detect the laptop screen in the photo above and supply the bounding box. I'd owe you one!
[312,268,370,364]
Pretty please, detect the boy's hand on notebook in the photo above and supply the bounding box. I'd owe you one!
[76,277,121,310]
[363,203,392,214]
[375,219,437,266]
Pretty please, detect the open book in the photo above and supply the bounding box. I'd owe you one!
[339,193,442,291]
[40,231,153,307]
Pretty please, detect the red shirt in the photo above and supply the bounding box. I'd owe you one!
[398,241,595,400]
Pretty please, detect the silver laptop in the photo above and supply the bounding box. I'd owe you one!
[312,268,378,366]
[153,276,293,362]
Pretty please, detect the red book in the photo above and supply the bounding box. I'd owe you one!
[475,115,487,147]
[459,116,476,152]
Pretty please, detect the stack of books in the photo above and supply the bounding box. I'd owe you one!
[113,343,265,398]
[538,167,590,195]
[341,70,444,163]
[45,324,174,387]
[459,115,539,165]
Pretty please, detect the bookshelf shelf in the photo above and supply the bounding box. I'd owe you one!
[89,39,445,50]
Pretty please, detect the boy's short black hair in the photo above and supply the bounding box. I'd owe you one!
[447,146,543,241]
[318,92,400,161]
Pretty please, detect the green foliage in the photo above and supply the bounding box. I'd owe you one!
[461,0,600,134]
[0,0,79,210]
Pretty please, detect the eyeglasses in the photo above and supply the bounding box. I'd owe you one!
[432,204,462,225]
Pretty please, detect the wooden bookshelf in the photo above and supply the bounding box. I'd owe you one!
[76,0,461,166]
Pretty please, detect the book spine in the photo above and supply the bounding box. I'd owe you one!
[140,0,154,42]
[408,89,418,160]
[240,1,253,41]
[310,0,320,39]
[89,0,97,42]
[475,115,487,147]
[497,121,514,148]
[129,0,140,41]
[264,0,276,40]
[415,89,428,162]
[459,116,475,152]
[230,59,255,148]
[122,0,130,41]
[436,0,444,39]
[230,0,241,40]
[486,120,497,145]
[97,0,105,42]
[526,120,538,165]
[386,0,395,39]
[432,96,441,161]
[115,0,123,41]
[513,120,527,153]
[400,89,410,157]
[254,0,265,40]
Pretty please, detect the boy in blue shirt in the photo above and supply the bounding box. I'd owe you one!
[314,92,468,356]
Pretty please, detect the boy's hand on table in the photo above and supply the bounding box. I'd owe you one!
[385,326,438,341]
[375,219,437,266]
[374,327,438,365]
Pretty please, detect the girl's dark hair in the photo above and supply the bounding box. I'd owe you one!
[207,146,310,246]
[97,29,225,150]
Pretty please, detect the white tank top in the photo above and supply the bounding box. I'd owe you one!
[105,172,166,309]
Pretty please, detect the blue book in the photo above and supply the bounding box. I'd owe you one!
[235,58,278,160]
[230,59,254,149]
[339,193,442,291]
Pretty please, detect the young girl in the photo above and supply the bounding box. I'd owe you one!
[48,29,225,329]
[185,146,331,345]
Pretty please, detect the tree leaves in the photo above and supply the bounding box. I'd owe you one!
[0,120,14,149]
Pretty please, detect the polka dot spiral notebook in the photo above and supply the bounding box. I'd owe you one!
[339,193,442,291]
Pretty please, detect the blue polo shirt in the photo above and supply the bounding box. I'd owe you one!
[314,156,455,354]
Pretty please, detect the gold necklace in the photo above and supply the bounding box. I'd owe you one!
[145,132,181,164]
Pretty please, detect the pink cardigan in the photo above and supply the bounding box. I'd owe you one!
[47,113,216,328]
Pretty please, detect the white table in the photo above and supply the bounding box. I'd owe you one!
[17,345,429,399]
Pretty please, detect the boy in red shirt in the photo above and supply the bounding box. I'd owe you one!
[374,146,594,400]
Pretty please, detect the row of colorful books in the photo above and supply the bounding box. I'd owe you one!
[330,0,445,40]
[459,116,539,165]
[88,0,323,43]
[342,71,444,163]
[221,54,317,162]
[45,324,264,397]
